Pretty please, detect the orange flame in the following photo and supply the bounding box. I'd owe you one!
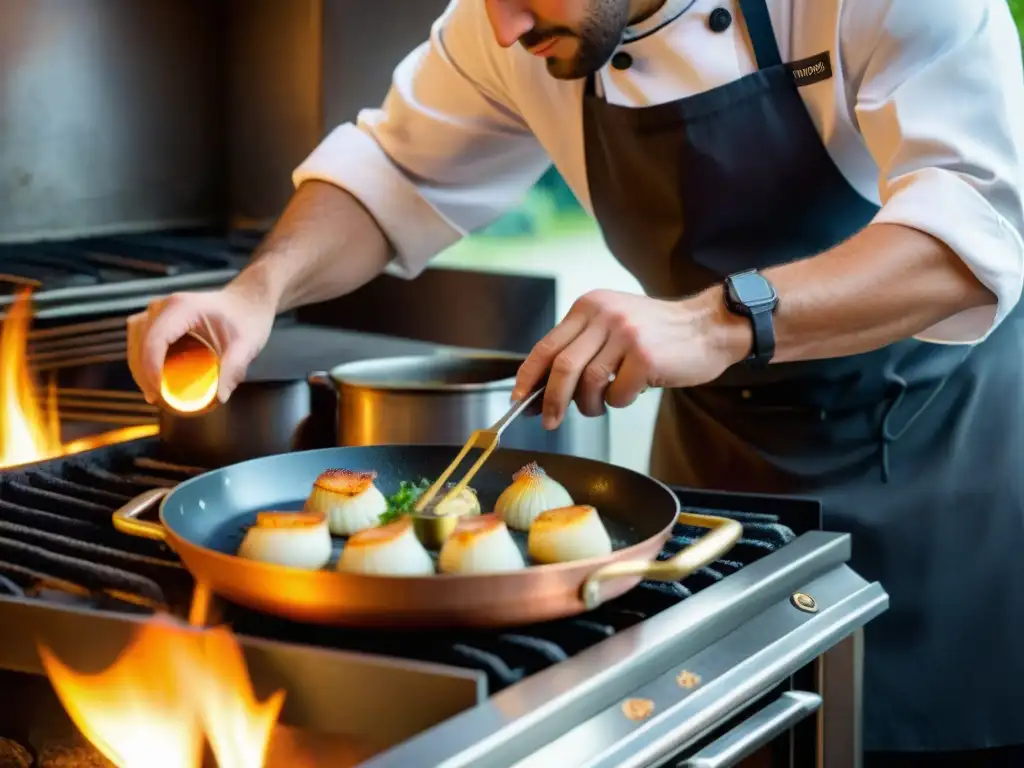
[0,289,159,469]
[0,289,63,466]
[38,619,286,768]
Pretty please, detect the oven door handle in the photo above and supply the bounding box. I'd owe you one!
[680,690,822,768]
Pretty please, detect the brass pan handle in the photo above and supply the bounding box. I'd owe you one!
[112,488,171,541]
[581,512,743,610]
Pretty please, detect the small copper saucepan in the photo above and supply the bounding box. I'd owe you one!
[112,445,742,629]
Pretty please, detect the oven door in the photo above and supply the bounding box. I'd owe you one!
[662,684,822,768]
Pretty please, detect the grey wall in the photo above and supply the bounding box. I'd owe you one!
[320,0,445,131]
[0,0,448,240]
[0,0,224,240]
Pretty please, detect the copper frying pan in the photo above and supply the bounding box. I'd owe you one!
[113,445,742,629]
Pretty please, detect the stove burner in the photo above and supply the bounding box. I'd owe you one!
[0,439,796,695]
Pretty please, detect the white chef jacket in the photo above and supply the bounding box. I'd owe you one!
[294,0,1024,343]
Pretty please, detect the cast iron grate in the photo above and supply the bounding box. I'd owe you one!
[0,439,795,693]
[0,231,255,294]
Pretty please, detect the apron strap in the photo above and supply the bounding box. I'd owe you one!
[738,0,784,70]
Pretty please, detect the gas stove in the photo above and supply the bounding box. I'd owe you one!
[0,438,887,767]
[0,231,256,322]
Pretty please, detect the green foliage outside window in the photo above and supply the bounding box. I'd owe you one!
[476,2,1024,239]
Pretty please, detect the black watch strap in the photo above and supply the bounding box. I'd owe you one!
[748,305,775,369]
[723,270,778,369]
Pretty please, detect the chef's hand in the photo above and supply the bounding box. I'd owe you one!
[126,283,275,405]
[512,289,750,429]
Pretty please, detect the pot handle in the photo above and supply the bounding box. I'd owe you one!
[112,488,171,542]
[581,512,743,610]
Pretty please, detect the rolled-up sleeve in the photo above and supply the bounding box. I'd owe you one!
[293,1,550,278]
[842,0,1024,342]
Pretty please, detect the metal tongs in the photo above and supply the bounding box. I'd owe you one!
[413,386,546,515]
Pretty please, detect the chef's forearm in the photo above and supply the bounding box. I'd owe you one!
[699,223,997,366]
[228,180,392,313]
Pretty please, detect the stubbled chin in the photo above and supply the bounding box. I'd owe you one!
[546,57,589,80]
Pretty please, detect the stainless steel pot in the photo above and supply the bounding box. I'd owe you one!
[158,377,318,467]
[309,353,610,461]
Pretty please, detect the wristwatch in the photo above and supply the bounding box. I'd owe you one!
[723,269,778,369]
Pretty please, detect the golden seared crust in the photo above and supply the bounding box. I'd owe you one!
[314,468,377,496]
[532,505,597,532]
[346,518,410,548]
[512,462,545,482]
[450,513,505,544]
[253,510,327,529]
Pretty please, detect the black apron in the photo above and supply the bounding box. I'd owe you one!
[582,0,1024,754]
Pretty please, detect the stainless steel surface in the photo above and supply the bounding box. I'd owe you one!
[228,0,448,222]
[0,598,482,743]
[297,270,559,356]
[504,567,884,768]
[226,0,443,225]
[317,354,611,461]
[158,378,313,466]
[681,691,822,768]
[362,531,887,767]
[320,0,448,135]
[224,0,324,228]
[819,631,864,768]
[0,1,453,238]
[0,1,222,241]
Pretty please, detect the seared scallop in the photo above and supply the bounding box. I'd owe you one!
[337,518,435,576]
[306,468,388,535]
[528,505,613,564]
[438,514,526,574]
[237,510,332,570]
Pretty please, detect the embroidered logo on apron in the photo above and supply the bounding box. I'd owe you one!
[787,51,833,87]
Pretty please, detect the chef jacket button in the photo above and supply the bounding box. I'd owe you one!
[708,8,733,33]
[611,51,633,70]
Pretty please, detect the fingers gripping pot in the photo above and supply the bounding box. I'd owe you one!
[112,445,743,628]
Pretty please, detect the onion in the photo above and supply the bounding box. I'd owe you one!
[438,514,526,574]
[237,510,332,570]
[528,505,613,564]
[305,469,388,536]
[495,463,574,531]
[337,518,435,576]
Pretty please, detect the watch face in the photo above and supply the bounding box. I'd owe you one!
[731,272,776,306]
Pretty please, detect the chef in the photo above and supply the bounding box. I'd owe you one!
[127,0,1024,764]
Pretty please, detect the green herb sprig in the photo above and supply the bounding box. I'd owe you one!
[379,478,431,524]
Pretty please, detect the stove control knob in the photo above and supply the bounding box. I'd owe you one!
[791,592,818,613]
